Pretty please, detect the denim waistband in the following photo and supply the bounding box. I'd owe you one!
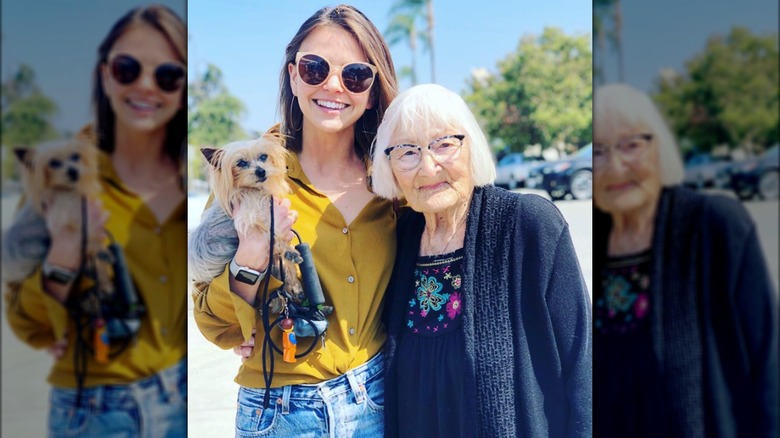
[241,351,383,402]
[52,359,186,408]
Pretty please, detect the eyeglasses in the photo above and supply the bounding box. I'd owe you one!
[295,52,378,94]
[109,54,185,93]
[384,134,466,171]
[593,133,653,167]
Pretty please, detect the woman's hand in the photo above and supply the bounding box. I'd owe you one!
[230,197,298,305]
[46,335,68,360]
[233,329,255,363]
[43,198,108,303]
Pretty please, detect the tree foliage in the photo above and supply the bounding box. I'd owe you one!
[652,27,779,154]
[464,27,592,154]
[1,64,59,182]
[187,63,247,181]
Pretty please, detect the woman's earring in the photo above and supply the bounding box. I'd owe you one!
[289,96,301,131]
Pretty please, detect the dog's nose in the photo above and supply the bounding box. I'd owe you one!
[67,168,79,182]
[255,168,266,179]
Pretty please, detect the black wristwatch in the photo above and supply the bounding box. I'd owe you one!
[229,258,266,285]
[42,261,78,284]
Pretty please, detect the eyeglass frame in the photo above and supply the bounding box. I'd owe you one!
[592,133,654,166]
[294,51,378,94]
[107,53,186,93]
[383,134,466,171]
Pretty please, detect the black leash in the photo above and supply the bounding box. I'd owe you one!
[257,200,325,409]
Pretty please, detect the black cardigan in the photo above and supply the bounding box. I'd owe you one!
[594,186,779,437]
[383,186,592,437]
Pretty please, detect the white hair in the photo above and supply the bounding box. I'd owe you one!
[594,83,684,186]
[371,83,496,199]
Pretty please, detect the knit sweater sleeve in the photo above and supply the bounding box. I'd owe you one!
[544,221,593,437]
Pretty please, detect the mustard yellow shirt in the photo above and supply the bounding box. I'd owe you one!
[4,151,188,388]
[192,152,397,388]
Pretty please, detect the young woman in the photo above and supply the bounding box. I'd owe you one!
[3,5,188,437]
[190,5,398,437]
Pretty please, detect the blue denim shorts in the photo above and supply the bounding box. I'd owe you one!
[47,359,187,438]
[236,352,384,438]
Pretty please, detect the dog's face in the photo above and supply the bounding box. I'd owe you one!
[14,139,100,207]
[202,134,290,215]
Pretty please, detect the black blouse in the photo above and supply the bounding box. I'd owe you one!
[396,248,467,438]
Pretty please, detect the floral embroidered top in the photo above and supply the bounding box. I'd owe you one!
[594,249,662,437]
[396,248,466,438]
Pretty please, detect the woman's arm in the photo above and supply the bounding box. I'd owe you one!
[190,196,295,348]
[545,224,592,438]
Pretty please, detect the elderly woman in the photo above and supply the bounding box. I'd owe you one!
[371,84,592,437]
[592,83,778,437]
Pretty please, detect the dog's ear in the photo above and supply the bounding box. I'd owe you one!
[13,148,34,170]
[201,148,223,169]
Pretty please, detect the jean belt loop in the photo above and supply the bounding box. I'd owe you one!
[156,368,177,403]
[90,386,103,409]
[281,385,292,414]
[345,369,365,405]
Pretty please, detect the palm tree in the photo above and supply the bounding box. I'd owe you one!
[594,0,624,82]
[385,13,420,86]
[389,0,436,83]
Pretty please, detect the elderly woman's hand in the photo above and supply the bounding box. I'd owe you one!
[233,329,255,362]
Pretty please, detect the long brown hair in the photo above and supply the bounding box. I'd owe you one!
[279,4,398,160]
[91,4,186,165]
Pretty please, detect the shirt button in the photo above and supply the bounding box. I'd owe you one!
[342,227,348,234]
[159,275,168,284]
[154,227,161,235]
[349,328,355,335]
[347,276,354,283]
[161,327,168,336]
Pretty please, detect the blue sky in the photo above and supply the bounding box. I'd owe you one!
[1,0,186,134]
[187,0,593,135]
[598,0,778,92]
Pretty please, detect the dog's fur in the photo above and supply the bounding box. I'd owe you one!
[199,134,303,304]
[4,138,112,292]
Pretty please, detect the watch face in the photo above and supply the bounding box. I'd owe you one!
[236,270,259,285]
[47,270,74,284]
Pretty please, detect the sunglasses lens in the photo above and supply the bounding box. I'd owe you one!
[155,64,185,92]
[110,55,141,85]
[341,63,375,93]
[298,54,330,86]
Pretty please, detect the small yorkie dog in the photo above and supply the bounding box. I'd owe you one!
[12,137,113,293]
[202,133,304,307]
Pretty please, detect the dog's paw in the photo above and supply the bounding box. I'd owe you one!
[284,249,303,264]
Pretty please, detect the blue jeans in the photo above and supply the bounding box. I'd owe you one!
[47,360,187,438]
[235,352,384,438]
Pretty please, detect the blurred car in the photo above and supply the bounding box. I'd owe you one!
[683,153,732,190]
[717,144,779,200]
[494,153,546,190]
[527,143,592,200]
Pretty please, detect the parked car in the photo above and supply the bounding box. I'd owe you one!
[717,144,779,200]
[494,153,545,190]
[527,143,592,200]
[683,153,732,190]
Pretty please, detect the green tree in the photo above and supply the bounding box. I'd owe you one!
[1,64,59,182]
[652,27,779,154]
[464,27,592,155]
[187,63,247,182]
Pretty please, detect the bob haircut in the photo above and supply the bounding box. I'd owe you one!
[371,83,496,200]
[594,83,684,186]
[92,4,187,165]
[279,4,398,160]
